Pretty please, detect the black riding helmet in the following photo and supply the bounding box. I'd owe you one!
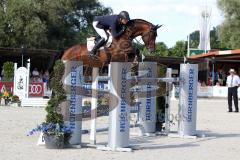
[119,11,130,21]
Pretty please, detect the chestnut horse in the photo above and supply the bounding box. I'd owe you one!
[61,19,161,67]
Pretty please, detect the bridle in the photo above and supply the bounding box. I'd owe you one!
[141,26,157,49]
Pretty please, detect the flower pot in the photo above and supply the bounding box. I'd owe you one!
[4,98,10,106]
[43,134,64,149]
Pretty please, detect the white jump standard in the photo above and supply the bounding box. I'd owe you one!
[97,62,132,152]
[166,64,198,138]
[62,61,83,145]
[135,62,157,136]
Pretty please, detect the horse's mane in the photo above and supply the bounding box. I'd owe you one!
[127,19,155,27]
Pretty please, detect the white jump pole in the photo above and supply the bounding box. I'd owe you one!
[178,64,198,137]
[170,84,176,100]
[98,62,132,151]
[26,60,30,99]
[138,62,157,135]
[164,68,172,134]
[90,67,99,144]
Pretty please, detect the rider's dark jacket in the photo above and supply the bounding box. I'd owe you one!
[94,15,125,38]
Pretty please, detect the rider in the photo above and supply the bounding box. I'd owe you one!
[90,11,130,56]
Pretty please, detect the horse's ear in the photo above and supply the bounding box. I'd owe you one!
[154,24,162,30]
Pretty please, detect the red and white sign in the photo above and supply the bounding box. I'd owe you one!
[0,82,44,97]
[29,83,44,97]
[0,82,14,94]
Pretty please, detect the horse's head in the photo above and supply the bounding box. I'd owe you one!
[142,24,162,53]
[126,19,162,53]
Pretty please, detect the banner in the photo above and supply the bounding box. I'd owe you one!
[0,82,14,94]
[29,83,44,97]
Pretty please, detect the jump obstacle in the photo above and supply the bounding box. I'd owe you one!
[38,61,198,151]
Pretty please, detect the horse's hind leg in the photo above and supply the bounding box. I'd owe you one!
[100,64,104,75]
[83,66,88,77]
[84,66,92,77]
[124,54,128,62]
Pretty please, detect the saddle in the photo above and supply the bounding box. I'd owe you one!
[87,35,113,52]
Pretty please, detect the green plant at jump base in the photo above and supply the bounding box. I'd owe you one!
[11,95,19,102]
[28,60,71,148]
[45,59,66,124]
[45,59,71,146]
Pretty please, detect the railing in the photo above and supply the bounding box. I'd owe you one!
[174,85,240,98]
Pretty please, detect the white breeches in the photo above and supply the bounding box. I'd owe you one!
[92,21,108,40]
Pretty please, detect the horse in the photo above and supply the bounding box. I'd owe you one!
[61,19,161,68]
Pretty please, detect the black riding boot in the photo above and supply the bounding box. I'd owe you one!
[89,38,105,56]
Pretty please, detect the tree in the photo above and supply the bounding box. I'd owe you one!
[0,0,48,48]
[217,0,240,49]
[210,27,221,49]
[189,27,221,49]
[0,0,112,49]
[169,41,187,57]
[2,61,14,82]
[155,42,169,56]
[189,30,199,48]
[132,42,169,57]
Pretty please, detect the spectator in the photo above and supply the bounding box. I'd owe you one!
[214,71,219,85]
[32,68,39,77]
[30,77,34,83]
[226,69,240,113]
[39,70,43,80]
[219,69,227,86]
[36,76,43,83]
[215,81,221,86]
[207,77,212,86]
[43,70,50,83]
[222,71,227,86]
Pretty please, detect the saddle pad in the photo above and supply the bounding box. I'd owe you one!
[87,36,113,51]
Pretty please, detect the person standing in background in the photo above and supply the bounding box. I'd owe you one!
[32,68,39,77]
[226,69,240,112]
[43,70,49,83]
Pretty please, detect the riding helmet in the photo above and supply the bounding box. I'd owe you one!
[119,11,130,21]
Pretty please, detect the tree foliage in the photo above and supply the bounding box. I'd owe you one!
[217,0,240,49]
[169,41,187,57]
[0,0,112,49]
[189,27,221,49]
[189,30,199,49]
[155,42,169,56]
[2,61,14,82]
[46,60,65,124]
[135,41,187,57]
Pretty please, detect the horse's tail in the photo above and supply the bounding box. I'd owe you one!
[47,49,65,74]
[57,49,65,60]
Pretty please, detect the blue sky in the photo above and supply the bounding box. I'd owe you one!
[99,0,223,47]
